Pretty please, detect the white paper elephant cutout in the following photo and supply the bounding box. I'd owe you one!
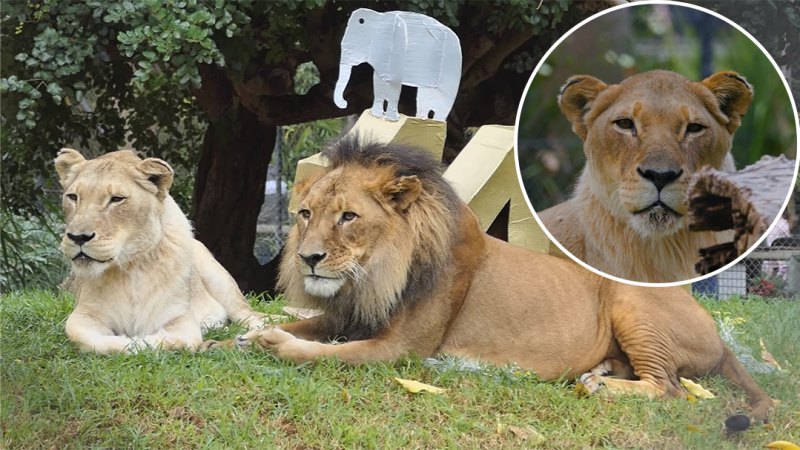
[333,8,462,122]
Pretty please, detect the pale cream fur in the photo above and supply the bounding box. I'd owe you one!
[55,149,263,354]
[539,70,753,282]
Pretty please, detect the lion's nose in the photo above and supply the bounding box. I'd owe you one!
[67,232,96,246]
[637,167,683,191]
[299,252,327,268]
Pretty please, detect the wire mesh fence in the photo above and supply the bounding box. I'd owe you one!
[694,201,800,299]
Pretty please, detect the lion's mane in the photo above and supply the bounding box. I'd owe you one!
[279,138,462,340]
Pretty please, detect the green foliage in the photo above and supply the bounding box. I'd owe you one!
[280,118,343,191]
[4,1,249,103]
[715,31,797,165]
[2,292,799,448]
[1,0,212,218]
[0,211,68,291]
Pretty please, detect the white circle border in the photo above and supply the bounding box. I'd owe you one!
[513,0,800,288]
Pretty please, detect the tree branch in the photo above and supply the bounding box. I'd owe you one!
[460,30,534,90]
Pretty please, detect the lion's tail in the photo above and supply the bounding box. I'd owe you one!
[715,346,774,431]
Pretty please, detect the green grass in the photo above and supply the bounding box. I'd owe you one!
[2,291,799,449]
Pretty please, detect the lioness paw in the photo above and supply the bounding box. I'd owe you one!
[242,313,267,331]
[200,339,238,351]
[237,327,295,349]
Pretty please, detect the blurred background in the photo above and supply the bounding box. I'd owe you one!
[517,3,797,212]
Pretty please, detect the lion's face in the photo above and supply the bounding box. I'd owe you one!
[559,70,752,237]
[286,164,421,298]
[54,149,174,277]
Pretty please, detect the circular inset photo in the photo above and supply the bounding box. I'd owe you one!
[515,1,798,285]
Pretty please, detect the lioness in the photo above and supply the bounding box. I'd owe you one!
[218,138,772,429]
[538,70,752,282]
[55,149,264,354]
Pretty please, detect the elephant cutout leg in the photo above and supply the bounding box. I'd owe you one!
[372,74,402,120]
[416,88,456,121]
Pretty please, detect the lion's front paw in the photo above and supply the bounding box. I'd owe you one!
[236,327,318,363]
[236,327,296,349]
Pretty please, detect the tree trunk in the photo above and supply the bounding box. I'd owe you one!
[192,105,280,294]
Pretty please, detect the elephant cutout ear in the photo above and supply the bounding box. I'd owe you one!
[136,158,174,200]
[700,71,753,134]
[54,148,87,189]
[558,75,609,141]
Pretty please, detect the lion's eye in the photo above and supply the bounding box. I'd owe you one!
[298,209,311,220]
[613,118,635,130]
[686,123,706,134]
[109,196,125,204]
[66,193,78,201]
[340,211,358,223]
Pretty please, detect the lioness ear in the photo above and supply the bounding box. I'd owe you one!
[700,71,753,133]
[54,148,86,188]
[558,75,609,140]
[382,175,422,212]
[136,158,174,199]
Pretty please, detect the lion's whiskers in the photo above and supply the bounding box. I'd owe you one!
[344,260,367,285]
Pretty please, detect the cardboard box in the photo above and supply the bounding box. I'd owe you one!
[443,125,550,253]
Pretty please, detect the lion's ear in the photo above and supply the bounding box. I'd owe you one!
[54,148,86,188]
[290,172,324,210]
[700,71,753,133]
[558,75,609,140]
[136,158,174,199]
[382,175,422,212]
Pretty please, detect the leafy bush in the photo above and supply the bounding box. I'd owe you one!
[1,211,68,291]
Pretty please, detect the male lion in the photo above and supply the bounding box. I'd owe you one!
[55,149,264,354]
[222,138,772,429]
[538,70,753,282]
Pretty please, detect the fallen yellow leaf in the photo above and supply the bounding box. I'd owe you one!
[760,338,783,371]
[680,377,715,399]
[393,377,448,394]
[508,425,529,440]
[508,425,545,444]
[766,440,800,450]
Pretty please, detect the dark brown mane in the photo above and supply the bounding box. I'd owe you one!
[301,136,463,340]
[324,136,450,188]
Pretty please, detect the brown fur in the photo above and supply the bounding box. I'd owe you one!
[231,139,773,427]
[539,70,752,282]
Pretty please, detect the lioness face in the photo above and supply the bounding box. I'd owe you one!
[289,164,421,298]
[559,70,752,237]
[54,149,174,277]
